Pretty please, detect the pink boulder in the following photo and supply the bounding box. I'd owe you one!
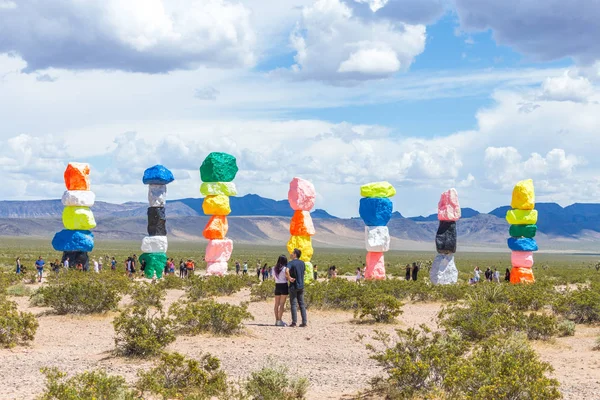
[438,188,461,221]
[511,251,534,268]
[206,261,228,276]
[205,239,233,262]
[365,252,386,280]
[288,177,316,211]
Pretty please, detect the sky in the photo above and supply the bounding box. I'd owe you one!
[1,0,600,218]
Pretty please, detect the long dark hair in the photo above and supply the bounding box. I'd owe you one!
[274,255,288,276]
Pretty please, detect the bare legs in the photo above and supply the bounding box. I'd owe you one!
[274,295,288,323]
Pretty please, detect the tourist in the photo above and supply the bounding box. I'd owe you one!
[76,262,83,271]
[179,259,186,278]
[505,268,511,282]
[169,259,175,275]
[52,259,61,274]
[256,262,261,279]
[313,265,318,281]
[35,256,45,282]
[405,264,412,281]
[473,266,481,283]
[93,259,99,273]
[287,248,307,328]
[131,255,137,273]
[412,262,419,281]
[262,263,268,281]
[235,261,240,275]
[186,259,195,277]
[15,257,21,274]
[493,268,500,283]
[98,257,103,272]
[111,257,116,271]
[140,258,147,275]
[484,267,491,282]
[355,267,362,282]
[63,257,69,270]
[243,261,248,275]
[273,255,289,327]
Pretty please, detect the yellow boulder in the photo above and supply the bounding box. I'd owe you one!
[360,181,396,198]
[511,179,535,210]
[506,209,538,225]
[287,235,313,262]
[62,206,96,230]
[202,195,231,216]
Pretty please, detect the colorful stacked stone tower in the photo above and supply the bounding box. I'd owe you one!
[507,179,537,284]
[430,188,460,285]
[201,152,238,276]
[53,162,96,270]
[140,165,174,280]
[359,182,396,280]
[287,177,316,282]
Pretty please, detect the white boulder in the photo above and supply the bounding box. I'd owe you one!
[430,254,459,285]
[61,190,95,207]
[365,226,390,252]
[148,184,167,207]
[141,236,168,253]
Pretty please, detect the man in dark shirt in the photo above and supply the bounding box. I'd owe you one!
[288,248,307,327]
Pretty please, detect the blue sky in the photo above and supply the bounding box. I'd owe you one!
[0,0,599,218]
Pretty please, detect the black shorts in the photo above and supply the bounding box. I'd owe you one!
[274,283,289,296]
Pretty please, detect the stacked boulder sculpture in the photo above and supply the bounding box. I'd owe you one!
[507,179,537,284]
[287,177,316,282]
[360,182,396,280]
[53,162,97,269]
[201,152,238,276]
[140,165,174,279]
[430,189,460,285]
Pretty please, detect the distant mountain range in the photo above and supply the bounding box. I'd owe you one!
[1,195,600,251]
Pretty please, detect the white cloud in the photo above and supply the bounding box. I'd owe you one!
[285,0,426,82]
[0,0,256,72]
[539,72,595,102]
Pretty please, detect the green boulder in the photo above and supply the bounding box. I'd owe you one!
[200,152,238,182]
[304,262,314,285]
[360,181,396,198]
[200,182,238,196]
[509,224,537,238]
[140,252,168,279]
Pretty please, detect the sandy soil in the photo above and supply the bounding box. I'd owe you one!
[1,287,599,399]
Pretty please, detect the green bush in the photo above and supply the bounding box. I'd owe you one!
[38,367,135,400]
[505,282,556,311]
[170,300,253,336]
[355,292,403,323]
[557,320,576,337]
[0,297,38,348]
[245,364,309,400]
[445,334,562,399]
[0,271,20,293]
[432,283,470,302]
[186,275,255,301]
[158,274,185,290]
[250,280,275,302]
[136,352,228,399]
[113,305,176,357]
[552,284,600,323]
[34,271,130,314]
[6,283,33,297]
[130,282,166,309]
[304,279,362,310]
[524,313,558,341]
[367,328,561,399]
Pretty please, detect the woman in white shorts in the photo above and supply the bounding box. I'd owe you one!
[273,255,290,327]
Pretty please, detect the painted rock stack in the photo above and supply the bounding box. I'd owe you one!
[430,188,460,285]
[201,152,238,276]
[359,182,396,280]
[53,162,96,270]
[140,165,174,280]
[287,177,316,280]
[507,179,537,284]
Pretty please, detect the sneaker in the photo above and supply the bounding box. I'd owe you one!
[289,322,297,327]
[275,320,282,326]
[280,321,288,327]
[299,323,308,328]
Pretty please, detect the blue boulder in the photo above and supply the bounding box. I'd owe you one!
[52,230,94,252]
[142,165,174,185]
[359,198,393,226]
[507,237,538,252]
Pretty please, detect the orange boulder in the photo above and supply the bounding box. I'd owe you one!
[509,267,535,284]
[203,215,228,240]
[290,210,315,236]
[64,162,90,190]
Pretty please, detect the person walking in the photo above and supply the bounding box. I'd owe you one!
[186,259,195,277]
[243,261,248,275]
[256,262,261,279]
[493,268,500,283]
[485,267,492,282]
[273,255,290,327]
[179,259,186,278]
[287,248,307,328]
[63,257,69,270]
[405,264,412,281]
[262,263,268,281]
[411,262,419,281]
[235,261,240,275]
[111,257,117,271]
[93,259,99,273]
[15,257,22,274]
[35,256,45,283]
[473,266,481,283]
[505,268,511,282]
[355,267,362,282]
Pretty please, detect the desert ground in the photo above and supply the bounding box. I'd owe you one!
[1,283,600,399]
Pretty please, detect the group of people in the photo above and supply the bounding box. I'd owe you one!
[15,255,119,282]
[471,266,509,283]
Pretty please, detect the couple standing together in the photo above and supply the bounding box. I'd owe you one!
[273,248,308,328]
